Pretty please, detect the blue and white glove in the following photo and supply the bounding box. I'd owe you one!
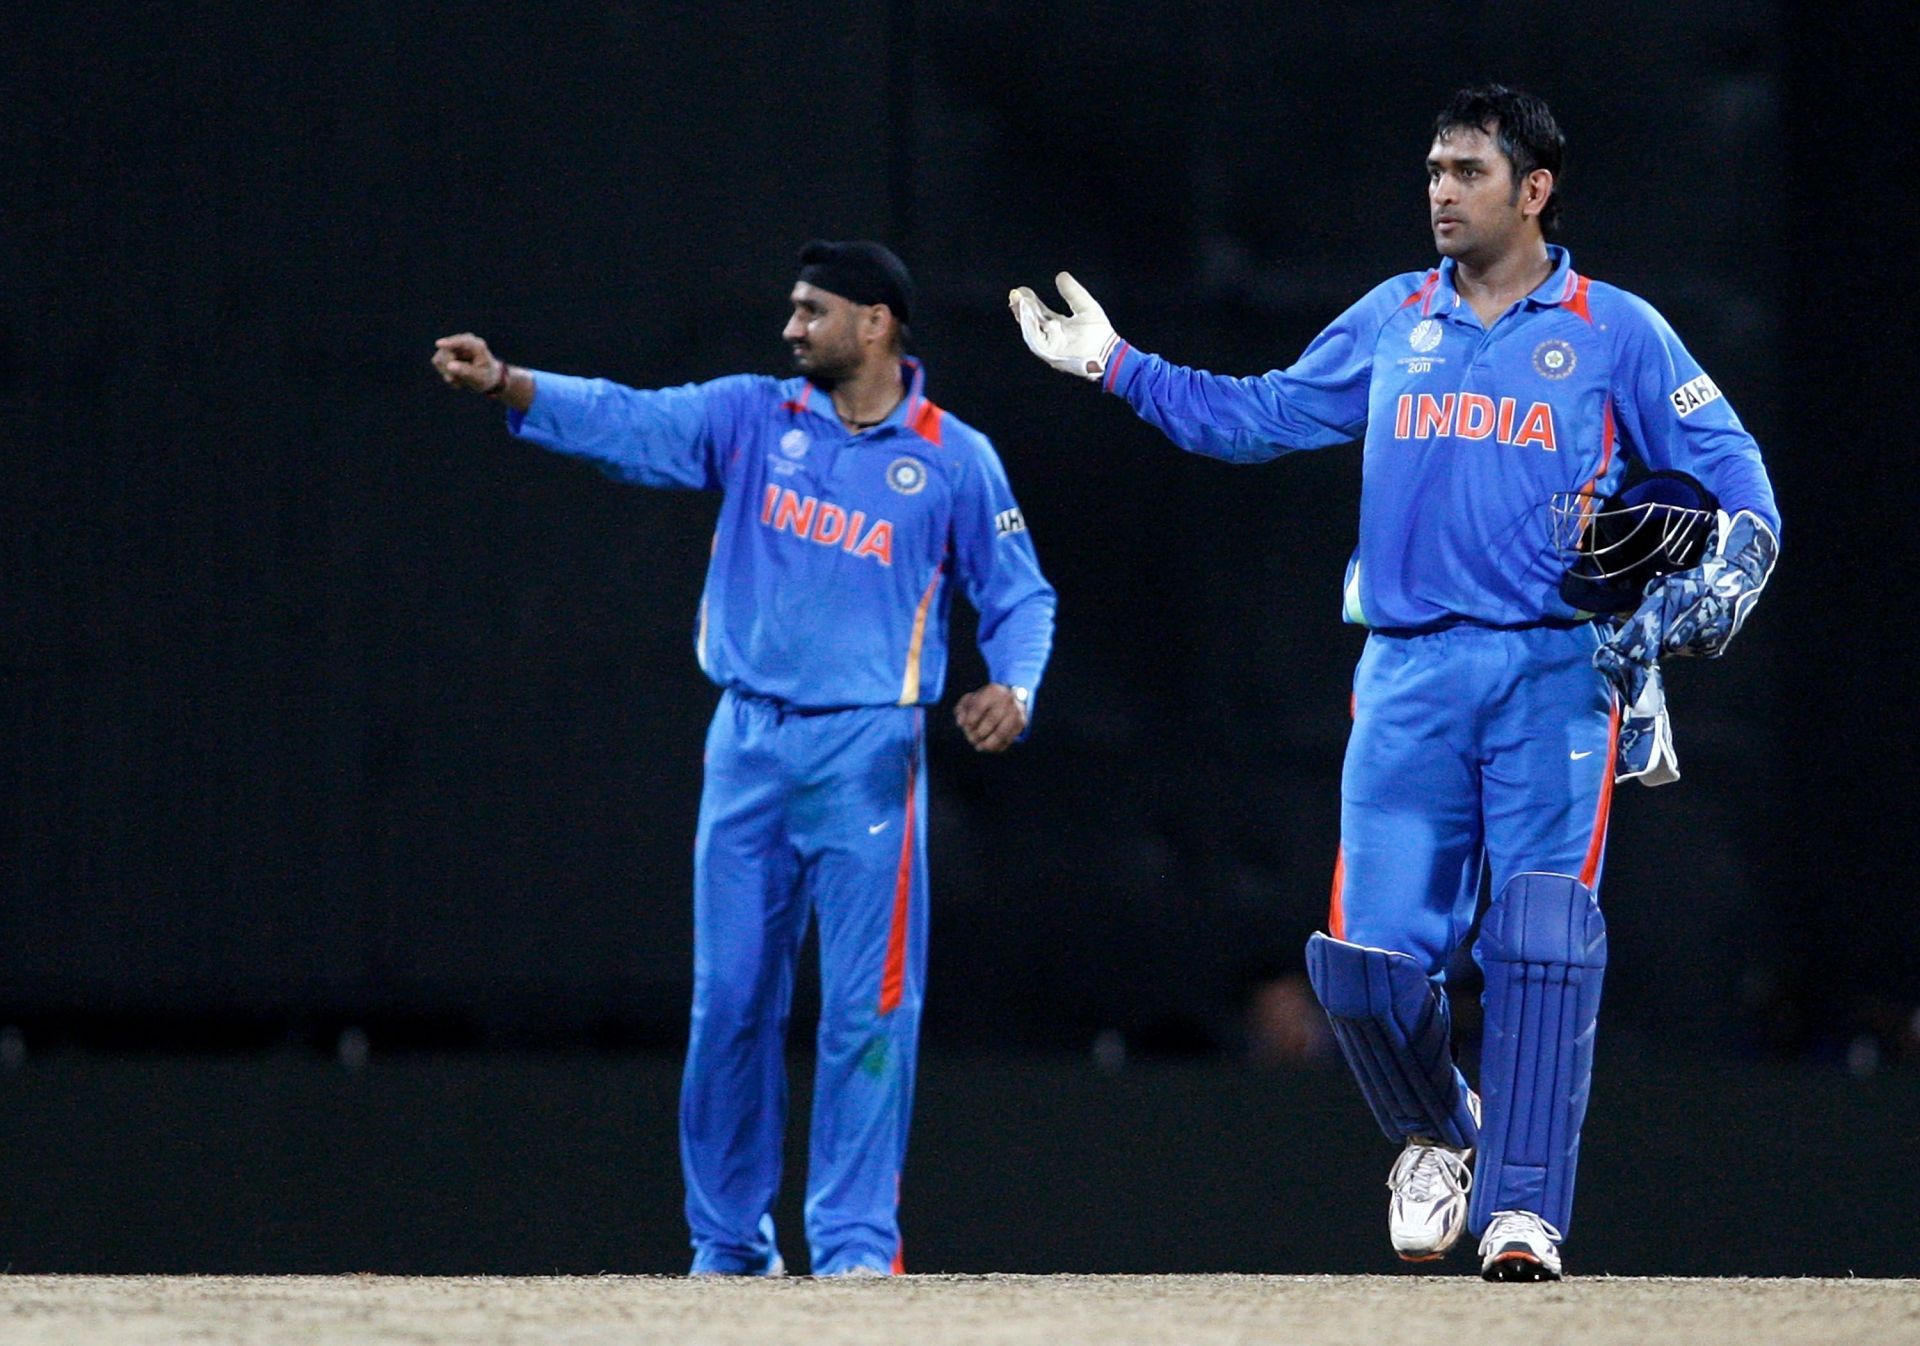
[1613,509,1779,661]
[1602,654,1681,786]
[1593,509,1779,787]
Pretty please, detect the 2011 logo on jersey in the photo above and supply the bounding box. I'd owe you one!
[779,429,811,458]
[886,458,928,495]
[1532,339,1577,380]
[1409,320,1444,353]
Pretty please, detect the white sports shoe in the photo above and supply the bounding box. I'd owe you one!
[1479,1209,1564,1282]
[1387,1138,1474,1261]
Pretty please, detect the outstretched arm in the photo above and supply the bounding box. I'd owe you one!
[429,332,745,492]
[1009,272,1379,462]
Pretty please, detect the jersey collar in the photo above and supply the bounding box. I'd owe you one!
[1432,245,1577,318]
[791,356,928,434]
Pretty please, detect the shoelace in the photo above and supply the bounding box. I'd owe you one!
[1482,1210,1564,1248]
[1392,1145,1472,1199]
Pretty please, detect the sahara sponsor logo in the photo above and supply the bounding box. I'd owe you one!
[1669,373,1723,418]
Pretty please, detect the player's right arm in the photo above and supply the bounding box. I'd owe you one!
[430,332,732,491]
[1009,273,1386,462]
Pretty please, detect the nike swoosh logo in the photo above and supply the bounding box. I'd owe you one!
[868,821,891,835]
[1570,749,1594,760]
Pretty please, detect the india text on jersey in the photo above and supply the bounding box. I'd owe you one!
[760,484,895,566]
[1392,393,1558,451]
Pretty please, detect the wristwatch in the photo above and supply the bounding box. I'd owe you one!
[1009,685,1031,718]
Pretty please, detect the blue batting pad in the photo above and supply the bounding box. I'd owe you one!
[1305,933,1481,1148]
[1469,872,1607,1237]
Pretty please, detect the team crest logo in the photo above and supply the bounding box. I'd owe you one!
[1409,319,1443,353]
[886,458,927,495]
[779,429,810,458]
[1532,339,1577,380]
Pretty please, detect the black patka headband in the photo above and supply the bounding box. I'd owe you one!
[796,239,915,326]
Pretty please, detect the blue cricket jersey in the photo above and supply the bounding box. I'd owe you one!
[508,356,1057,710]
[1105,246,1779,631]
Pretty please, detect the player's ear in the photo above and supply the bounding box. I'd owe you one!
[864,302,900,348]
[1522,168,1554,221]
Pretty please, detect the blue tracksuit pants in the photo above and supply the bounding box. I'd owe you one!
[681,690,928,1275]
[1334,622,1616,974]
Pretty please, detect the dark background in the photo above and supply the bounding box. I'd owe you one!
[5,0,1916,1275]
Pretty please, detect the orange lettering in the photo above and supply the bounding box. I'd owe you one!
[811,503,848,546]
[842,511,867,552]
[1457,393,1495,440]
[1395,394,1412,438]
[1513,402,1557,451]
[853,520,894,566]
[1414,393,1455,438]
[773,489,817,536]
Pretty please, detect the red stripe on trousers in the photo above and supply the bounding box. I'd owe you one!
[878,756,916,1014]
[1327,846,1348,940]
[1579,700,1621,886]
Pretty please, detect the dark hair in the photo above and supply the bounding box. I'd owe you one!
[1434,84,1565,236]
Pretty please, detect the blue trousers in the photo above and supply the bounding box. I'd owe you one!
[681,690,928,1275]
[1334,623,1616,971]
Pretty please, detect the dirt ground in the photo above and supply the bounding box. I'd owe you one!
[0,1274,1915,1346]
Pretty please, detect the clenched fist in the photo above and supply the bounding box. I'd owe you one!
[954,683,1028,753]
[432,333,507,391]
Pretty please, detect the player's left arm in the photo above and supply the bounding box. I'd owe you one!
[949,437,1058,753]
[1602,298,1781,666]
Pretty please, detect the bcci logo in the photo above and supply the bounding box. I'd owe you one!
[1409,320,1443,354]
[1532,339,1577,380]
[779,429,810,459]
[886,458,927,495]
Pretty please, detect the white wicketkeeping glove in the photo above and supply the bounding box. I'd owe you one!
[1008,272,1122,381]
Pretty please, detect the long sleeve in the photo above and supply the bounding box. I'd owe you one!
[949,436,1057,705]
[1607,296,1780,535]
[1104,280,1405,463]
[507,370,764,492]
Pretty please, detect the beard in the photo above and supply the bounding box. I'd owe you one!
[791,341,859,387]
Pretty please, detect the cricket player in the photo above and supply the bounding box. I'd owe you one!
[433,240,1057,1276]
[1011,86,1777,1280]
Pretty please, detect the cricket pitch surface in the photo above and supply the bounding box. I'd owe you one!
[2,1274,1914,1345]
